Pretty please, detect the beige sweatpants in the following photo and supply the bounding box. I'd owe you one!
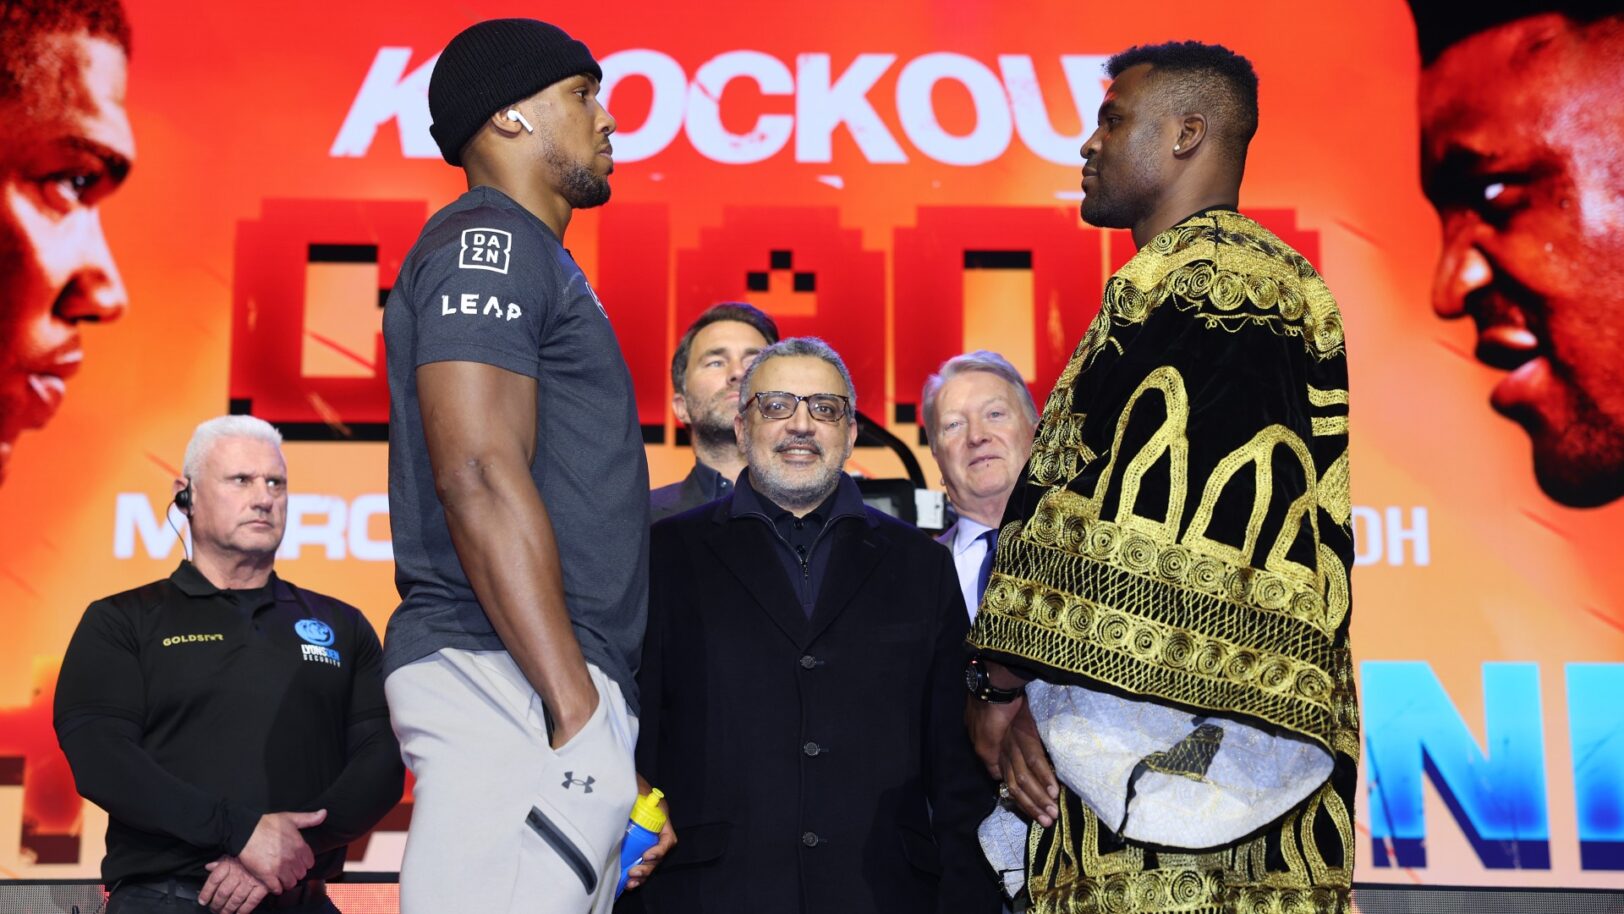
[386,650,638,914]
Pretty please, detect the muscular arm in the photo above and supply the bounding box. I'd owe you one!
[418,360,597,744]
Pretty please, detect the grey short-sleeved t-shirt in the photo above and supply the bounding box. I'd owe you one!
[383,186,649,713]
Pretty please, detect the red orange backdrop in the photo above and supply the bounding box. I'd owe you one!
[0,0,1620,893]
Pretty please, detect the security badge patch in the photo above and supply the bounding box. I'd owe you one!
[295,618,341,667]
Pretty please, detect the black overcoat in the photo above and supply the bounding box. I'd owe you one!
[621,489,1001,914]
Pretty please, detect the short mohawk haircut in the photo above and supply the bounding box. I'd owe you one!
[1107,41,1259,153]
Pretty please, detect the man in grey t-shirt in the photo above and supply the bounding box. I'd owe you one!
[381,19,671,914]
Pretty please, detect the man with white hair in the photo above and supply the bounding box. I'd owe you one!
[921,351,1038,621]
[55,415,403,914]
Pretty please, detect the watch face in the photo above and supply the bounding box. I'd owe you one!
[965,663,983,694]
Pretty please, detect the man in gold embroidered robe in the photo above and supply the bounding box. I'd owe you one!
[965,42,1358,914]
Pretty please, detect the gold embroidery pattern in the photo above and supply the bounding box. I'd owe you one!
[1028,331,1099,487]
[1012,506,1333,633]
[1306,386,1348,408]
[973,210,1356,910]
[975,592,1338,751]
[1026,782,1354,914]
[1310,416,1348,437]
[978,361,1354,748]
[1073,213,1344,373]
[1328,647,1361,761]
[1318,452,1351,528]
[1029,404,1097,488]
[1143,723,1224,780]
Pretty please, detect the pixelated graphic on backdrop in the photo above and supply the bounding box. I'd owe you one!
[0,0,1621,892]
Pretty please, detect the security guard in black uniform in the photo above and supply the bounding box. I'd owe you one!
[55,416,403,914]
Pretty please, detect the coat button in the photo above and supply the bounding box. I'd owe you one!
[801,831,820,847]
[803,741,822,757]
[799,655,817,669]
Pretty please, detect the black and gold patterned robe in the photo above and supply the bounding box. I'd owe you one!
[968,209,1358,914]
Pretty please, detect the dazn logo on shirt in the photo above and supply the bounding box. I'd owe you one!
[460,227,511,274]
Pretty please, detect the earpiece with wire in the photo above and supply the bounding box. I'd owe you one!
[168,478,193,561]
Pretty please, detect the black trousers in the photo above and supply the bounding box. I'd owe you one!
[106,880,340,914]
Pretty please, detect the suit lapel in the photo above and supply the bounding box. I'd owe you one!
[806,521,891,644]
[704,519,808,646]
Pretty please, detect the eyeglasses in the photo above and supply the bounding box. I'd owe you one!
[745,391,852,423]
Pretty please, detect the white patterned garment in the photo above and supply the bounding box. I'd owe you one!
[978,680,1334,885]
[977,803,1030,899]
[1025,680,1331,847]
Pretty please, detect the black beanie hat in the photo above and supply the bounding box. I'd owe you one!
[428,18,603,166]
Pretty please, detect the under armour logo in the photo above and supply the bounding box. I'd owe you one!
[561,771,595,793]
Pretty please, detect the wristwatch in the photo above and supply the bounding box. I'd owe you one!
[965,657,1024,703]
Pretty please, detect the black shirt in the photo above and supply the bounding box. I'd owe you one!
[53,562,403,885]
[730,471,868,616]
[384,186,648,712]
[649,460,734,523]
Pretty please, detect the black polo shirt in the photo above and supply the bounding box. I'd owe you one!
[54,562,402,885]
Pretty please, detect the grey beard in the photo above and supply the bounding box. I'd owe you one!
[749,432,843,511]
[751,463,841,513]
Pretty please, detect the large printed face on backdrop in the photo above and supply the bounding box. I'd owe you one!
[1420,14,1624,508]
[516,73,617,211]
[674,319,772,446]
[0,32,132,485]
[736,354,858,511]
[1079,62,1170,230]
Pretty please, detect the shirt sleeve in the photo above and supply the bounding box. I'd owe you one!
[299,609,406,854]
[409,212,554,379]
[54,599,263,855]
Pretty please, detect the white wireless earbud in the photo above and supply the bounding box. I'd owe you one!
[506,109,535,134]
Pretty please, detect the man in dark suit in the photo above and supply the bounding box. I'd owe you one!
[649,303,779,521]
[626,337,1000,914]
[922,351,1038,624]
